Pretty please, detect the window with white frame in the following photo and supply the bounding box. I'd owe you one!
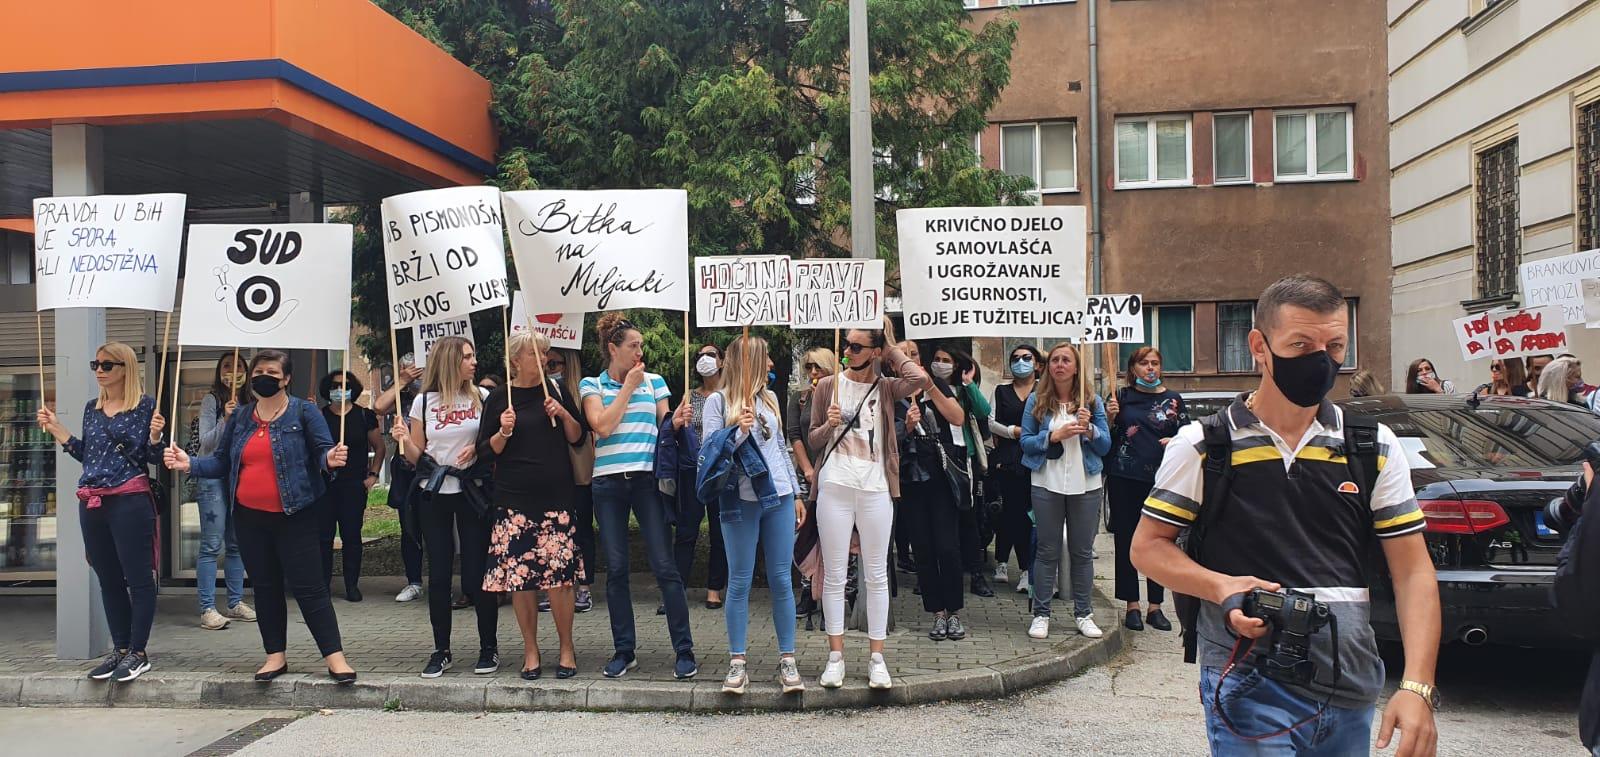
[1001,122,1076,193]
[1274,107,1353,181]
[1115,116,1192,188]
[1213,112,1252,184]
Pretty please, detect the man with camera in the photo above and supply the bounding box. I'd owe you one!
[1133,275,1440,756]
[1553,447,1600,755]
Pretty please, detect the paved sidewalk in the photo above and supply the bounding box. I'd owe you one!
[0,565,1122,711]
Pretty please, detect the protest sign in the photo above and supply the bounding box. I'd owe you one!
[1453,306,1566,362]
[896,206,1087,340]
[1585,278,1600,330]
[32,193,187,311]
[694,256,792,327]
[177,224,353,350]
[510,290,583,350]
[791,259,885,330]
[411,317,475,368]
[1521,248,1600,325]
[503,189,689,313]
[379,186,509,329]
[1082,294,1144,343]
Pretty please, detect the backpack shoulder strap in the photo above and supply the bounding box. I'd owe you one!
[1341,412,1381,511]
[1180,411,1235,664]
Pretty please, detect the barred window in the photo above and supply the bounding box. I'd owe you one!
[1475,139,1520,299]
[1579,101,1599,253]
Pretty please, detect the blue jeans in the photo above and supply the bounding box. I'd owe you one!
[719,493,797,657]
[1200,666,1375,756]
[195,478,244,612]
[592,473,693,655]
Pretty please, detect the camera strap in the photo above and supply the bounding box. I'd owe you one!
[1212,612,1343,741]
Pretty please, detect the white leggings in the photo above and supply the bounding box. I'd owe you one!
[817,481,894,640]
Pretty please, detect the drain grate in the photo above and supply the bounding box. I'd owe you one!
[185,717,297,756]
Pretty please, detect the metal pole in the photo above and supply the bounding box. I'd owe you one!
[1087,0,1104,393]
[848,0,875,261]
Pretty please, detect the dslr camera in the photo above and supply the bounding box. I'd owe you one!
[1243,588,1333,687]
[1546,441,1600,533]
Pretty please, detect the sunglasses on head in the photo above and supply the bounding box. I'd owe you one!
[89,360,125,373]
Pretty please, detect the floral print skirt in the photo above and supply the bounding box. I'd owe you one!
[483,508,583,593]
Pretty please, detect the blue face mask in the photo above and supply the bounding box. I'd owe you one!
[1135,374,1163,389]
[767,371,778,386]
[1010,359,1035,378]
[328,388,352,404]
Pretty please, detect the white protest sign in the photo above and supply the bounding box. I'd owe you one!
[1521,248,1600,325]
[694,256,792,327]
[1584,278,1600,330]
[411,317,475,368]
[1452,306,1567,362]
[503,189,689,312]
[178,224,353,350]
[380,186,509,329]
[791,259,885,330]
[32,193,187,311]
[896,205,1086,340]
[1082,294,1144,343]
[509,290,583,350]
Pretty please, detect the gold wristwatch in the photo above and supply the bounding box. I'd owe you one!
[1398,680,1439,710]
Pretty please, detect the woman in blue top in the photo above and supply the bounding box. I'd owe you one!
[701,335,806,696]
[37,341,166,683]
[193,352,254,631]
[1020,342,1111,642]
[1104,346,1186,633]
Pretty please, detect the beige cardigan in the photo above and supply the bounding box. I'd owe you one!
[805,344,930,501]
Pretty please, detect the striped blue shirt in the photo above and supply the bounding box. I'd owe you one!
[580,371,670,476]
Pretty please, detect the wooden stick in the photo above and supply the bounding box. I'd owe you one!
[340,348,350,441]
[153,311,173,409]
[514,305,555,427]
[832,328,841,407]
[169,342,183,449]
[1079,342,1090,411]
[309,349,319,402]
[35,312,45,408]
[683,311,691,397]
[389,327,405,456]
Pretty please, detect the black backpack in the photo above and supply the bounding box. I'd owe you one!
[1175,410,1383,663]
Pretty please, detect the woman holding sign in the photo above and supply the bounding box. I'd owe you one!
[807,317,929,690]
[1103,347,1184,633]
[390,336,500,679]
[478,330,587,679]
[164,350,358,683]
[316,371,384,601]
[580,313,698,681]
[37,342,167,683]
[1019,343,1111,642]
[193,353,255,630]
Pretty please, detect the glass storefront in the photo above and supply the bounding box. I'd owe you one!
[0,372,57,577]
[171,358,224,579]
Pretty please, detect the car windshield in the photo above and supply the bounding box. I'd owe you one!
[1376,403,1600,470]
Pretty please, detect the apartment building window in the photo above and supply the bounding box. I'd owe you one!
[1580,101,1600,252]
[1001,122,1077,193]
[1213,113,1252,184]
[1475,139,1520,300]
[1118,305,1194,373]
[1274,107,1353,181]
[1215,300,1357,373]
[1115,116,1192,188]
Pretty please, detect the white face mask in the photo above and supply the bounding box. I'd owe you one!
[696,355,720,377]
[930,361,955,380]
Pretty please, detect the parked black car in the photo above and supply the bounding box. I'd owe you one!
[1344,393,1599,649]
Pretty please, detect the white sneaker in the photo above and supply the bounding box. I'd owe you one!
[222,602,256,622]
[199,608,229,630]
[1028,616,1050,639]
[778,656,805,694]
[1016,574,1030,594]
[820,656,846,689]
[867,655,892,690]
[396,583,423,602]
[722,659,748,695]
[1075,616,1104,639]
[993,564,1008,582]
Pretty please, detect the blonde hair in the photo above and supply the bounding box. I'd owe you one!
[421,336,481,410]
[1032,342,1085,424]
[1537,357,1581,402]
[1348,370,1383,398]
[803,347,839,384]
[506,330,551,382]
[95,341,143,413]
[721,335,780,427]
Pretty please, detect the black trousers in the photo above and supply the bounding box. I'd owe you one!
[318,475,367,589]
[906,478,965,614]
[572,484,596,585]
[235,504,344,657]
[81,492,158,653]
[672,477,727,592]
[1107,475,1165,605]
[387,460,423,585]
[420,492,497,652]
[893,495,915,565]
[992,465,1034,571]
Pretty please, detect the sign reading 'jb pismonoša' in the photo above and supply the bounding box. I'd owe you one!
[380,186,510,329]
[896,205,1087,340]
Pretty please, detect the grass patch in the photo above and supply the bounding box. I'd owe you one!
[364,486,401,540]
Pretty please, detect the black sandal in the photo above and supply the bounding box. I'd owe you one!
[329,669,358,685]
[556,666,577,679]
[521,667,543,681]
[254,665,288,682]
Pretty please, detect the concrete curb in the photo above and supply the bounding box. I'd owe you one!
[0,610,1125,714]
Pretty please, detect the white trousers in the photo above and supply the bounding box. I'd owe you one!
[817,481,894,640]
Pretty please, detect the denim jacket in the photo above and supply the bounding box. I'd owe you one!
[1019,394,1111,474]
[695,425,781,524]
[190,396,333,516]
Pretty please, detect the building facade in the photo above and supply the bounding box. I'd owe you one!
[1388,0,1600,393]
[965,0,1391,394]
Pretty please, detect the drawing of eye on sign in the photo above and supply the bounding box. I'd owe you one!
[32,193,187,312]
[380,185,510,328]
[178,224,354,350]
[1452,305,1567,363]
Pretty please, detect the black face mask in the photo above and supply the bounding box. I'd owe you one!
[1265,341,1338,408]
[251,375,285,399]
